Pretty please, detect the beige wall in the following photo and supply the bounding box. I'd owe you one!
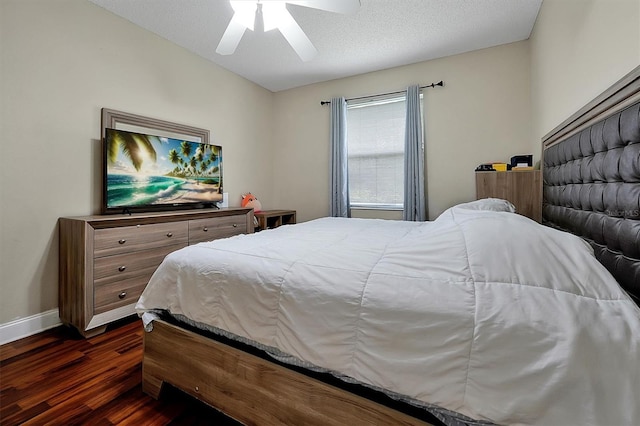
[530,0,640,145]
[3,0,638,330]
[0,0,274,324]
[272,41,533,222]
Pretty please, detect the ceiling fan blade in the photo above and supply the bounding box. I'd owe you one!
[285,0,360,15]
[216,16,247,55]
[276,9,318,61]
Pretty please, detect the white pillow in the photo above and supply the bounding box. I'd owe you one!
[454,198,516,213]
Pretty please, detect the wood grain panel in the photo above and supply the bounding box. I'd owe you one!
[93,280,146,314]
[93,246,182,314]
[58,219,94,332]
[82,208,253,229]
[475,170,542,222]
[144,320,433,426]
[189,214,248,244]
[94,221,188,257]
[93,243,183,284]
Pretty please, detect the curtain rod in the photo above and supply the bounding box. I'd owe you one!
[320,80,444,105]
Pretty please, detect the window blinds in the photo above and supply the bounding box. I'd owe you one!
[347,96,405,208]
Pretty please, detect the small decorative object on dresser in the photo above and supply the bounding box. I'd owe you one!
[254,209,296,231]
[58,208,253,337]
[475,169,542,222]
[240,192,262,212]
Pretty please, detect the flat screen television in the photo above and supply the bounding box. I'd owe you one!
[103,128,223,214]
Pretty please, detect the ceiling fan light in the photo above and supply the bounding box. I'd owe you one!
[230,0,257,31]
[262,2,288,32]
[262,2,289,32]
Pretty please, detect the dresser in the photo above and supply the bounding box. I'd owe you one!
[59,208,253,337]
[475,170,542,222]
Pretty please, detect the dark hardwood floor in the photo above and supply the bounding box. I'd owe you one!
[0,317,241,425]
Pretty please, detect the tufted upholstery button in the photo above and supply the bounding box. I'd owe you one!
[589,183,605,212]
[591,120,607,153]
[620,103,640,143]
[591,152,607,182]
[603,184,623,217]
[568,133,582,160]
[603,114,626,150]
[603,148,624,182]
[620,143,640,182]
[579,127,595,157]
[580,157,594,183]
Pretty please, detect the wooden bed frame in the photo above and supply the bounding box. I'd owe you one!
[142,68,640,425]
[143,319,434,426]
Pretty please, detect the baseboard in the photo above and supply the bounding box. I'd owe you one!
[0,309,61,345]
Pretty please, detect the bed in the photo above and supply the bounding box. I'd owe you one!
[136,68,640,426]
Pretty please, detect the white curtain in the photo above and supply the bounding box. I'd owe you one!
[329,97,350,217]
[403,85,426,221]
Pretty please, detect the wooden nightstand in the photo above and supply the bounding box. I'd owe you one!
[475,170,542,222]
[254,210,296,231]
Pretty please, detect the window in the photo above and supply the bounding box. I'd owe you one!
[347,95,407,209]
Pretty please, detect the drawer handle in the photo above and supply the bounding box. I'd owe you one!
[203,227,208,232]
[233,223,238,228]
[118,266,126,272]
[166,232,173,237]
[118,239,126,244]
[118,291,127,299]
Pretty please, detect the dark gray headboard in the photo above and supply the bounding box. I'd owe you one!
[542,67,640,302]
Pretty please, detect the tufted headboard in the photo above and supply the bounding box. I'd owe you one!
[542,67,640,303]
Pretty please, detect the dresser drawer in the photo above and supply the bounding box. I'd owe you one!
[93,243,184,285]
[189,215,247,244]
[94,222,188,257]
[94,274,150,314]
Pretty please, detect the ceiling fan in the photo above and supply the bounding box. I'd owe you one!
[216,0,361,61]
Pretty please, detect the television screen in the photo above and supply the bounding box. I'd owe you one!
[103,128,223,213]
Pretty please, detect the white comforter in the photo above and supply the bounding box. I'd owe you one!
[136,205,640,426]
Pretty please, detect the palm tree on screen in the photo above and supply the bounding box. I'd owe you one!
[168,148,183,175]
[180,141,191,159]
[107,131,158,171]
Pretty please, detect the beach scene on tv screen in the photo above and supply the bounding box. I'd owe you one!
[106,129,223,208]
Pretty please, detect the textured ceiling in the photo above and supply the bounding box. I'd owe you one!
[88,0,542,92]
